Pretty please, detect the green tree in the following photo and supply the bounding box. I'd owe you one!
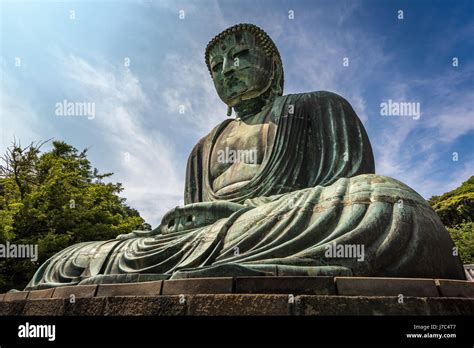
[446,222,474,264]
[428,176,474,264]
[0,140,150,291]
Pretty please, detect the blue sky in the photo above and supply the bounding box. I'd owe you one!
[1,0,473,228]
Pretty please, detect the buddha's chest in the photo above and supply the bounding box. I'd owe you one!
[210,120,268,179]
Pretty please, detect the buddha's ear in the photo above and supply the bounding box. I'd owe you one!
[227,105,233,117]
[271,58,284,96]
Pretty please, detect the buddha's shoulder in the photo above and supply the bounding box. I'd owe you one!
[277,90,351,105]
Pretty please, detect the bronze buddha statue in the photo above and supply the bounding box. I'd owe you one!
[26,23,465,290]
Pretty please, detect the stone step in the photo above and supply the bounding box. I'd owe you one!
[2,276,473,303]
[335,277,439,297]
[1,294,472,316]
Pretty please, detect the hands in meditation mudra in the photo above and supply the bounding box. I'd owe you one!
[27,23,465,290]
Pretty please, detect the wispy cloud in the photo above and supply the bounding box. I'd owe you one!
[1,0,472,227]
[61,55,184,227]
[159,52,228,136]
[273,8,392,123]
[374,67,473,198]
[0,61,44,150]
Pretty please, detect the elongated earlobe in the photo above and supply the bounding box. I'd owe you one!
[271,60,284,96]
[227,105,232,116]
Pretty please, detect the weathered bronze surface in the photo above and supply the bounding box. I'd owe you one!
[25,23,465,290]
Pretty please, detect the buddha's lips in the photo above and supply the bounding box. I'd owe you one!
[223,77,243,87]
[226,88,250,104]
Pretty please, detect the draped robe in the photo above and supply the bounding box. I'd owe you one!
[25,91,465,290]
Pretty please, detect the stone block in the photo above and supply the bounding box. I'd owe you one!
[27,288,55,300]
[22,299,66,316]
[4,291,29,302]
[64,297,106,316]
[104,296,186,316]
[52,285,97,299]
[162,277,233,295]
[335,277,439,297]
[295,295,434,315]
[424,297,474,315]
[187,294,291,315]
[96,281,162,297]
[235,276,336,295]
[0,300,26,315]
[436,279,474,298]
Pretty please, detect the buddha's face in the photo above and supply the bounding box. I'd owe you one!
[208,31,274,107]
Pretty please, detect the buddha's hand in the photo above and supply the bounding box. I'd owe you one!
[116,229,160,240]
[159,201,246,234]
[116,232,136,240]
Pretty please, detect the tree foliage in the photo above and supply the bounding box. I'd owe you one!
[446,222,474,265]
[428,176,474,264]
[0,140,150,291]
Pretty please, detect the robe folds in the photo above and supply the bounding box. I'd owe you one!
[25,92,465,290]
[185,91,375,204]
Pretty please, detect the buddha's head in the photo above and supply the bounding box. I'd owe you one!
[205,23,284,115]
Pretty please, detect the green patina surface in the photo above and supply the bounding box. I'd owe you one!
[25,23,465,290]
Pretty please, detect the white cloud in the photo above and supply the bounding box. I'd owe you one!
[159,52,227,136]
[275,12,391,124]
[374,72,473,198]
[0,60,40,151]
[264,9,472,199]
[2,1,472,228]
[62,55,184,227]
[426,95,474,143]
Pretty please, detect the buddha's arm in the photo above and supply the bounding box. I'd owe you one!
[116,228,160,240]
[159,201,249,234]
[116,201,249,239]
[243,192,287,207]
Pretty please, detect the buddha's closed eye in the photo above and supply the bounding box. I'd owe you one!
[212,62,223,73]
[233,48,250,58]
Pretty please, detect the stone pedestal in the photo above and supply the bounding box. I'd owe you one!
[1,276,472,316]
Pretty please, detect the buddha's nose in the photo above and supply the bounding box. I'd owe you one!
[222,57,235,76]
